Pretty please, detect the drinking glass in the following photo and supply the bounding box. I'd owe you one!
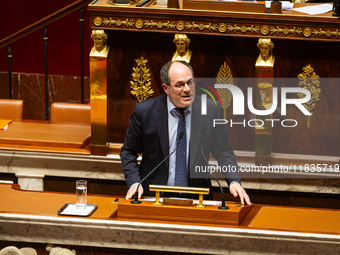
[76,180,87,209]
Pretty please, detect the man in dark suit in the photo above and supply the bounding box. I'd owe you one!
[120,61,251,205]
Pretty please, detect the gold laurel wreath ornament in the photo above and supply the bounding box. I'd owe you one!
[130,57,154,102]
[297,64,321,129]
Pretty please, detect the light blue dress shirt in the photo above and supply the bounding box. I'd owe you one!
[167,96,191,186]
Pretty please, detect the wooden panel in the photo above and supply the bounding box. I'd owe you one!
[107,30,170,143]
[0,120,90,149]
[0,184,117,219]
[249,206,340,235]
[117,198,253,225]
[271,79,340,156]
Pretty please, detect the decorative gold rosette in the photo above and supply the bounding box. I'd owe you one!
[218,23,227,33]
[260,25,270,35]
[93,17,103,27]
[303,27,312,37]
[176,21,185,31]
[135,19,144,29]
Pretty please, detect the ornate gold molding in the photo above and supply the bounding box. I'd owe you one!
[130,57,154,102]
[216,62,234,119]
[312,28,340,38]
[94,17,340,39]
[270,26,302,36]
[102,18,134,27]
[185,22,218,31]
[297,64,321,129]
[228,24,260,34]
[144,20,176,29]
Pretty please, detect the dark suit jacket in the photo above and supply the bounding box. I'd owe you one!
[120,94,241,198]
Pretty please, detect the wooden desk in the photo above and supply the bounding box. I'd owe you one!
[88,1,340,42]
[0,120,91,154]
[0,183,339,254]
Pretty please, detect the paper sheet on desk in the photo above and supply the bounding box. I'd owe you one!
[58,203,97,216]
[153,0,167,6]
[293,3,333,15]
[0,119,12,130]
[141,197,222,206]
[265,1,294,10]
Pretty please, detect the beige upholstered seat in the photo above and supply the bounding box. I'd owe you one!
[0,246,37,255]
[0,99,24,120]
[51,102,91,124]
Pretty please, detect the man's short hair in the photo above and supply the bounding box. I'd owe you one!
[160,61,194,85]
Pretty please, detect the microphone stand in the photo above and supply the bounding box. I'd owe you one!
[333,0,339,17]
[199,138,229,210]
[131,132,184,204]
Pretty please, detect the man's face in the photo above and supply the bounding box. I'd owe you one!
[93,36,104,51]
[162,62,195,108]
[259,44,271,61]
[175,40,187,56]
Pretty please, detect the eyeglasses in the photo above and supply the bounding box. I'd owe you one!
[167,79,195,91]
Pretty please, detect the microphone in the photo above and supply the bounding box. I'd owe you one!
[130,131,184,204]
[198,133,229,210]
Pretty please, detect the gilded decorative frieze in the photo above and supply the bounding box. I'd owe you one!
[312,28,340,38]
[144,20,176,29]
[94,16,340,40]
[297,64,321,129]
[185,22,218,31]
[102,18,134,27]
[227,24,260,34]
[270,26,302,36]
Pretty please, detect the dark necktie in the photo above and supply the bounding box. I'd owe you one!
[171,108,189,186]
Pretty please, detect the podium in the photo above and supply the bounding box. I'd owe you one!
[116,198,253,225]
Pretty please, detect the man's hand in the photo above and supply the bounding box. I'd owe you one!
[229,182,251,205]
[125,183,144,200]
